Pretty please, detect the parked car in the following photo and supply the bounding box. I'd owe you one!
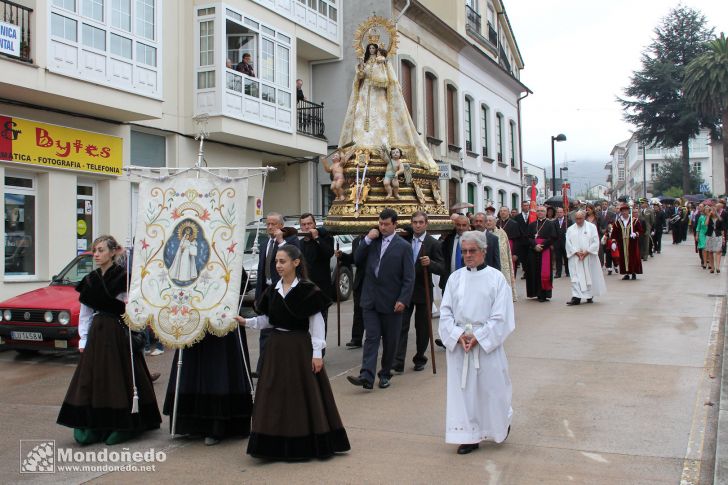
[0,252,94,353]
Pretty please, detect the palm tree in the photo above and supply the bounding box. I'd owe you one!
[684,33,728,195]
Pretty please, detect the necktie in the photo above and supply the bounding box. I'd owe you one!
[412,237,420,264]
[455,239,463,270]
[375,238,390,277]
[264,239,274,283]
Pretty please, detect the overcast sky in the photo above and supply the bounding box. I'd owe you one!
[506,0,728,168]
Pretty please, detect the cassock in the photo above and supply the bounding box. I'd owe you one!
[612,216,643,274]
[526,218,557,299]
[439,264,514,445]
[565,221,606,299]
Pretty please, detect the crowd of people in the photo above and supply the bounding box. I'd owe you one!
[56,197,722,460]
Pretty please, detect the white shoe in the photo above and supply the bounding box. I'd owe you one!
[204,437,220,446]
[150,348,164,356]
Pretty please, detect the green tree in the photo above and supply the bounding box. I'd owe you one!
[620,6,714,194]
[652,157,703,195]
[684,33,728,195]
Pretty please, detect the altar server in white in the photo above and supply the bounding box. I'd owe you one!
[565,210,606,306]
[439,230,514,455]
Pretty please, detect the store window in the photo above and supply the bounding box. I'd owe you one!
[76,185,96,254]
[130,130,166,167]
[4,175,36,277]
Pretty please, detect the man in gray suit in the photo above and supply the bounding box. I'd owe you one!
[347,208,415,390]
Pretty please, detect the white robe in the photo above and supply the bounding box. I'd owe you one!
[565,221,606,299]
[439,265,515,444]
[169,238,198,282]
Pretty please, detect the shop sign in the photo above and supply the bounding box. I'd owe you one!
[437,162,450,180]
[0,22,20,57]
[0,115,123,176]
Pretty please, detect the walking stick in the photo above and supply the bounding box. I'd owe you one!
[336,241,341,347]
[423,266,436,374]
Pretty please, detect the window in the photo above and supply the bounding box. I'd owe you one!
[400,60,414,117]
[467,183,476,206]
[131,131,166,167]
[261,37,275,82]
[82,23,106,51]
[446,85,457,146]
[496,113,503,162]
[199,20,214,66]
[197,70,215,89]
[53,0,76,11]
[509,121,516,166]
[511,193,519,209]
[110,33,132,58]
[692,162,702,174]
[82,0,104,21]
[135,0,155,40]
[484,186,492,204]
[618,168,625,181]
[76,184,96,254]
[498,189,506,208]
[276,45,289,88]
[650,162,659,179]
[464,97,473,152]
[51,13,78,42]
[425,72,436,138]
[137,42,156,66]
[111,0,131,31]
[4,175,36,277]
[480,105,489,157]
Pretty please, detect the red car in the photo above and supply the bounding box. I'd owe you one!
[0,252,95,353]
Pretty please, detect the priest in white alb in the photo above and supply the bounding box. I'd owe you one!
[439,231,514,455]
[565,210,606,306]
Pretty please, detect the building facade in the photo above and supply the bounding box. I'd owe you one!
[0,0,341,298]
[607,130,715,201]
[312,0,529,216]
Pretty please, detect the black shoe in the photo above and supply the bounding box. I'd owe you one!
[586,298,593,304]
[457,443,479,455]
[537,297,548,302]
[566,297,580,306]
[521,275,527,280]
[392,365,404,373]
[622,275,630,280]
[631,274,636,280]
[378,377,391,389]
[434,338,446,349]
[345,340,362,348]
[347,375,373,390]
[413,363,425,372]
[554,274,561,279]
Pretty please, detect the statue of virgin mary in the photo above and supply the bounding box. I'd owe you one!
[338,23,438,173]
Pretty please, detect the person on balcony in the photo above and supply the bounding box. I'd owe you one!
[235,53,255,77]
[296,79,305,103]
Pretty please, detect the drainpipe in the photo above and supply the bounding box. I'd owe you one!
[394,0,411,24]
[517,90,529,202]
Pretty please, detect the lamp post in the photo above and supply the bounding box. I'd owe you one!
[551,133,567,196]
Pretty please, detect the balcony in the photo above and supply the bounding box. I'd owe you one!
[297,99,325,139]
[487,22,498,46]
[0,0,32,63]
[251,0,339,44]
[499,45,512,73]
[465,5,481,36]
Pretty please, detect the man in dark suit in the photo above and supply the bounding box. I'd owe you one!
[393,211,443,373]
[347,209,415,390]
[337,235,365,348]
[254,212,300,375]
[439,214,472,293]
[515,200,532,279]
[598,200,616,233]
[652,202,666,254]
[471,212,501,271]
[553,207,571,278]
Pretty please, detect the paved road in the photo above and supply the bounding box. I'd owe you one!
[1,240,723,484]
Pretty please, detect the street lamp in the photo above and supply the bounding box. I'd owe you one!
[551,133,567,196]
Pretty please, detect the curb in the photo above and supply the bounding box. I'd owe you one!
[715,295,728,484]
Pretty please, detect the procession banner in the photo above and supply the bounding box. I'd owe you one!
[124,173,248,348]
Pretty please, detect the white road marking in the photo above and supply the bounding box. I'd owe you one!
[581,452,609,464]
[563,419,575,439]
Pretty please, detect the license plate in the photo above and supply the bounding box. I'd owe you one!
[11,331,43,341]
[54,340,68,349]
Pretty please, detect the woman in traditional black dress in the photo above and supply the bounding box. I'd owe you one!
[236,245,350,460]
[163,269,254,446]
[57,235,161,445]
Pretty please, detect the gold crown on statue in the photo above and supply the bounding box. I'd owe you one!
[367,28,381,45]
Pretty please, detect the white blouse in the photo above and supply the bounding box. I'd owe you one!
[78,292,128,350]
[245,278,326,358]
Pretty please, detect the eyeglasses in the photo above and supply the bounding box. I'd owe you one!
[461,249,482,254]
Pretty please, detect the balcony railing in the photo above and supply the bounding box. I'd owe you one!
[297,99,325,139]
[487,22,498,46]
[499,45,511,73]
[0,0,32,63]
[465,5,481,35]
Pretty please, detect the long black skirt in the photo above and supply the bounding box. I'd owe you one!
[247,330,350,460]
[57,314,161,432]
[163,330,253,439]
